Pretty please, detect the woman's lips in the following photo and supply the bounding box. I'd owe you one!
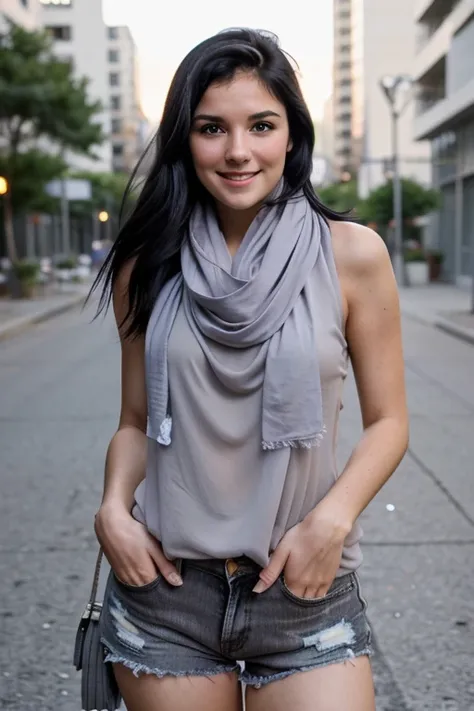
[217,171,260,186]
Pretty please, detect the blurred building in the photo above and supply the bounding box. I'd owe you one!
[414,0,474,286]
[332,0,354,179]
[318,94,337,184]
[329,0,431,194]
[0,0,41,30]
[107,25,151,175]
[40,0,112,173]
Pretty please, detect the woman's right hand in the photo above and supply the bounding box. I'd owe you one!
[94,504,183,587]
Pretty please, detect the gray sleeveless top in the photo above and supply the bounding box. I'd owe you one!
[132,226,363,574]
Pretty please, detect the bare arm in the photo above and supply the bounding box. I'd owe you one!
[100,264,148,515]
[94,263,183,588]
[318,222,409,528]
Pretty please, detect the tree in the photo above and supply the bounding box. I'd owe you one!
[358,178,440,227]
[0,22,105,261]
[68,171,130,220]
[316,180,359,215]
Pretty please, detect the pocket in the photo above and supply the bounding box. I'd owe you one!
[279,572,355,606]
[112,571,162,593]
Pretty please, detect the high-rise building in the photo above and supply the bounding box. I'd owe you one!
[0,0,41,32]
[330,0,431,195]
[414,0,474,285]
[40,0,112,172]
[107,25,149,175]
[332,0,354,179]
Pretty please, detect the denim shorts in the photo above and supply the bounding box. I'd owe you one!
[100,556,372,688]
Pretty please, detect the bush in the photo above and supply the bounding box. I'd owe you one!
[404,248,426,263]
[55,257,77,270]
[13,260,40,285]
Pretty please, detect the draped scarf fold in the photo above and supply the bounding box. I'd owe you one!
[145,190,327,450]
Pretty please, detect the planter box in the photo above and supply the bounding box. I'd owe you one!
[406,261,429,286]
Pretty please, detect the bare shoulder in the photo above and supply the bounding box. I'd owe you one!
[328,220,391,281]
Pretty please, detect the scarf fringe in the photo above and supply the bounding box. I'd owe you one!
[156,417,326,452]
[262,427,326,451]
[156,415,173,446]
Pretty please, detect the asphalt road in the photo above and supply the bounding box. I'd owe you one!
[0,299,473,711]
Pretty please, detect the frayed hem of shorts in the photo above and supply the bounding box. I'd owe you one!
[103,645,239,681]
[242,648,373,689]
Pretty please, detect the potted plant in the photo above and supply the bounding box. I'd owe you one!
[405,248,429,286]
[12,259,40,298]
[54,256,77,282]
[426,249,444,282]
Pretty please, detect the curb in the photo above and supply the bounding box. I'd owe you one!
[401,308,474,347]
[0,292,87,342]
[435,317,474,346]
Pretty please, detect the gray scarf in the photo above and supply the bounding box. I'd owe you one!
[145,191,327,450]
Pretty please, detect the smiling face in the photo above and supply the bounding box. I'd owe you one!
[189,71,292,219]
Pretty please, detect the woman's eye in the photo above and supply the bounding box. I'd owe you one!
[200,124,222,135]
[252,122,272,133]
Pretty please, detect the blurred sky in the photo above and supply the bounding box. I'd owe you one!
[102,0,333,126]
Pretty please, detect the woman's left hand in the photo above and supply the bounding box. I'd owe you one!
[253,501,352,598]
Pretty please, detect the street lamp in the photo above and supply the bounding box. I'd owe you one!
[379,74,414,287]
[0,175,17,264]
[98,210,109,223]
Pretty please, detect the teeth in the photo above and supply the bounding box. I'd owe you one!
[223,174,255,181]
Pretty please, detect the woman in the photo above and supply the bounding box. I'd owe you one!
[93,27,408,711]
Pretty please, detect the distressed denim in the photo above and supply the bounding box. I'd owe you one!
[100,556,372,688]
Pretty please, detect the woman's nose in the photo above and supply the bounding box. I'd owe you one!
[225,132,251,164]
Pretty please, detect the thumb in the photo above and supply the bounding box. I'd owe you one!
[148,541,183,587]
[253,544,290,594]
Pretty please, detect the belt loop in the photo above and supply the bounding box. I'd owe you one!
[175,558,183,576]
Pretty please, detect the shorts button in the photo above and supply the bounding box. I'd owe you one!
[226,559,239,576]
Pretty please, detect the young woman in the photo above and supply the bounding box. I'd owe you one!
[93,27,408,711]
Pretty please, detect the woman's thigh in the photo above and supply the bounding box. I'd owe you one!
[114,665,242,711]
[245,656,375,711]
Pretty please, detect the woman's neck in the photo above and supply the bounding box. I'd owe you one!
[216,202,261,258]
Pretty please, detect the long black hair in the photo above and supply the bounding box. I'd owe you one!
[92,27,345,338]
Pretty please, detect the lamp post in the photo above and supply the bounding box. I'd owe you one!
[379,75,414,287]
[0,176,22,298]
[0,176,17,264]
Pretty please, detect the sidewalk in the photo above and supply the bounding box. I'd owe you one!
[399,282,474,345]
[0,279,94,341]
[1,277,473,347]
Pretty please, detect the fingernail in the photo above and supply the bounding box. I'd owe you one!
[168,573,183,586]
[252,580,266,594]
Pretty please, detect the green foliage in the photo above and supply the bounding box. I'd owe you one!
[357,178,440,226]
[0,149,65,211]
[0,22,105,213]
[68,171,130,217]
[317,180,358,214]
[404,248,426,263]
[55,257,77,269]
[13,259,40,284]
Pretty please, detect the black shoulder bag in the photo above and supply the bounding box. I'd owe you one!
[73,547,122,711]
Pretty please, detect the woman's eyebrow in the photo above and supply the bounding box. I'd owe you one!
[192,110,281,122]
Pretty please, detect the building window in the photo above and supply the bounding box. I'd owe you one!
[113,143,124,156]
[108,49,120,63]
[45,25,72,41]
[40,0,72,5]
[109,72,120,87]
[111,95,122,111]
[20,0,28,7]
[108,26,119,39]
[111,118,122,134]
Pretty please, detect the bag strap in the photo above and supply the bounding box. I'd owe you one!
[88,547,104,606]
